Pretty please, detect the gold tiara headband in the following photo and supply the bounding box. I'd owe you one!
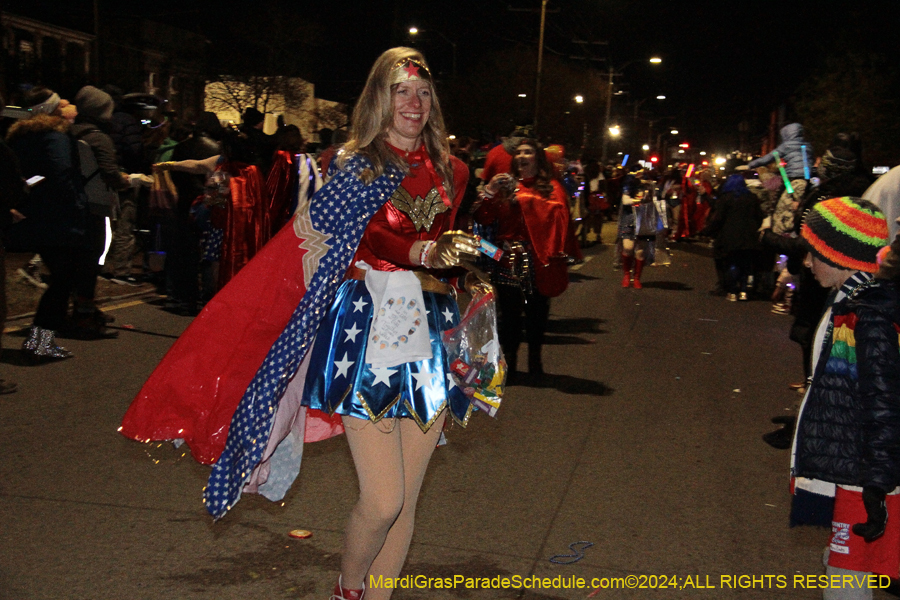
[390,59,432,85]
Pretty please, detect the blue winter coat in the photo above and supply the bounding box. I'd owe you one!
[748,123,812,180]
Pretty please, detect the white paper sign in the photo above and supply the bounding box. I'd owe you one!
[361,263,433,369]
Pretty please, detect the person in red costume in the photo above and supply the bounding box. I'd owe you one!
[475,138,571,380]
[479,124,533,185]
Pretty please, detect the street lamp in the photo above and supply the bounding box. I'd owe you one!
[609,125,621,137]
[656,95,666,100]
[670,129,679,135]
[574,95,584,103]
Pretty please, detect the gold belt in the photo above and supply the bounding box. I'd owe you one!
[344,265,453,295]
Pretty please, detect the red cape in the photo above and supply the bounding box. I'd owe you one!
[266,150,295,235]
[119,220,341,464]
[217,162,271,289]
[519,180,572,297]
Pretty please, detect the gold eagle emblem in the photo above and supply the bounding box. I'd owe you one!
[390,187,449,232]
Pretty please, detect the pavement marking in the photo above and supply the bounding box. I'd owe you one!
[104,299,148,312]
[4,298,153,334]
[549,540,594,564]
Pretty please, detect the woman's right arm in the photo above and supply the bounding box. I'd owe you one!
[157,155,221,176]
[473,175,513,223]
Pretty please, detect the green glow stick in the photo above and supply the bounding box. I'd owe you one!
[772,151,794,194]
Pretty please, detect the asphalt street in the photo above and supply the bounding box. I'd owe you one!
[1,230,893,600]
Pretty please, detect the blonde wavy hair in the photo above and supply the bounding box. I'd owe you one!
[337,47,454,196]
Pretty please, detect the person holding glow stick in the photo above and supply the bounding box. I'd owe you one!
[748,123,813,235]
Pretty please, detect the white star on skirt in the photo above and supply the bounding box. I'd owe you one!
[353,298,369,313]
[333,352,355,379]
[446,372,457,390]
[412,369,437,391]
[369,366,398,387]
[344,322,363,343]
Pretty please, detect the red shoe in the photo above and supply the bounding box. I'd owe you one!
[621,254,633,288]
[632,258,645,289]
[332,576,365,600]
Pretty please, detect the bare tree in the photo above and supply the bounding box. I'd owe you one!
[205,75,312,117]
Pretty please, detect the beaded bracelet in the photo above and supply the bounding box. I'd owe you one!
[419,240,436,267]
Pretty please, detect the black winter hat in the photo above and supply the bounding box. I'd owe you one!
[74,85,114,121]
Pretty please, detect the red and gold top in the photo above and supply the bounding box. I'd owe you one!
[352,144,468,271]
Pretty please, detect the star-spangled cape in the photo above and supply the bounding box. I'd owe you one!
[119,153,405,518]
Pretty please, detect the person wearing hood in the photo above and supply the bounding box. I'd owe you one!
[5,87,87,360]
[700,174,764,301]
[70,85,150,338]
[749,123,812,179]
[749,123,814,235]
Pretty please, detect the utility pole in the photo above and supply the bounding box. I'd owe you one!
[533,0,548,134]
[508,1,559,136]
[599,57,661,162]
[601,66,614,163]
[570,39,607,153]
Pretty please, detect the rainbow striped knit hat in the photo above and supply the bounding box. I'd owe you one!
[800,196,888,273]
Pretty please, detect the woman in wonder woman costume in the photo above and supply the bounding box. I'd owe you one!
[120,47,488,600]
[302,48,488,600]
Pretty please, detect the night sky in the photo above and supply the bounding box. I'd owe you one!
[8,0,900,153]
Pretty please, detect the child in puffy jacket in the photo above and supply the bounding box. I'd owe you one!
[790,197,900,598]
[750,124,814,235]
[748,123,813,180]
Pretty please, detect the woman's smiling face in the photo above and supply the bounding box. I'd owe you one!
[515,143,537,178]
[387,80,432,149]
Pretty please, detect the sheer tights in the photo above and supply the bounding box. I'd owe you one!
[340,411,446,599]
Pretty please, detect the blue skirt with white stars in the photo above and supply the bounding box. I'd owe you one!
[301,278,475,431]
